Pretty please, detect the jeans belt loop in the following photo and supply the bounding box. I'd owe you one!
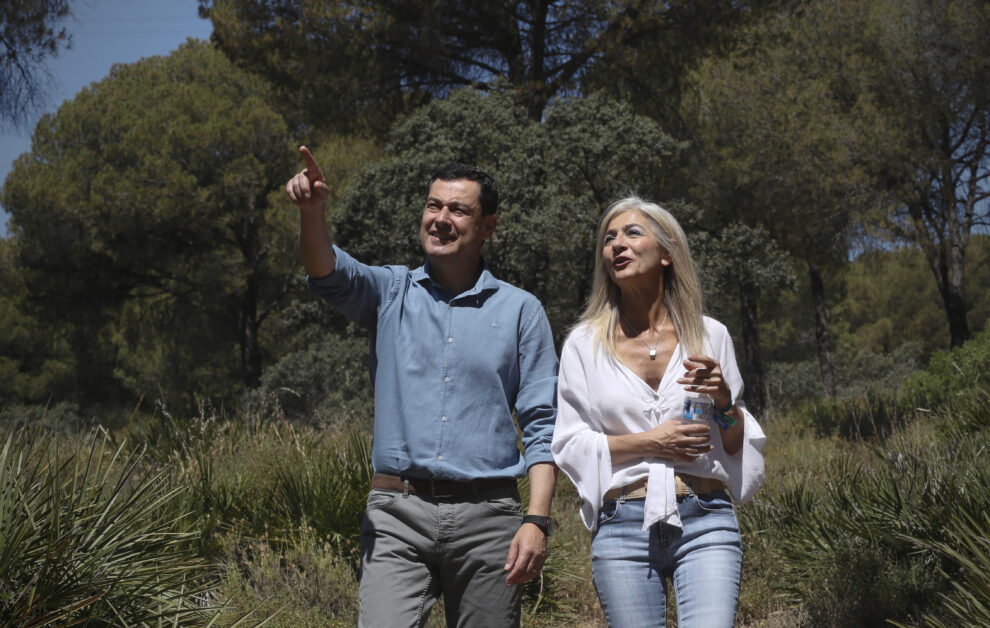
[619,485,627,504]
[402,478,410,498]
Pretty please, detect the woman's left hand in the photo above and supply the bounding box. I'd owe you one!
[678,355,732,409]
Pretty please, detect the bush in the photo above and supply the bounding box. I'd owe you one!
[791,391,914,440]
[908,511,990,628]
[0,401,88,434]
[743,394,990,627]
[219,525,359,628]
[243,334,374,429]
[766,342,924,409]
[903,327,990,408]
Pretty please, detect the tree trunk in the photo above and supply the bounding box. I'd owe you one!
[934,261,970,348]
[808,260,836,398]
[739,283,765,411]
[239,276,262,389]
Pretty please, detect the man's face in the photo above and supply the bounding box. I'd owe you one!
[419,178,496,264]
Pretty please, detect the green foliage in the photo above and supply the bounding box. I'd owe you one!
[767,341,924,409]
[219,526,358,627]
[0,239,76,405]
[333,88,684,338]
[740,381,990,626]
[2,40,297,412]
[0,430,223,626]
[792,392,914,440]
[903,326,990,409]
[271,432,373,564]
[581,1,773,136]
[910,511,990,628]
[244,323,374,429]
[0,401,86,434]
[836,245,951,356]
[0,0,72,129]
[202,0,675,130]
[147,414,375,564]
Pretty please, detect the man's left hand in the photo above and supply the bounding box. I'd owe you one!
[503,523,548,585]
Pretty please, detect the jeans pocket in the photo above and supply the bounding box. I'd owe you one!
[483,495,523,516]
[693,490,734,514]
[598,499,621,526]
[365,489,399,511]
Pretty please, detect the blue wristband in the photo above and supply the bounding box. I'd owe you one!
[712,413,731,430]
[716,399,738,429]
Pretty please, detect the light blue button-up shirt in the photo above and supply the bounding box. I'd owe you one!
[309,246,558,481]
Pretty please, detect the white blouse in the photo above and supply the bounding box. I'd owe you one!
[551,318,766,531]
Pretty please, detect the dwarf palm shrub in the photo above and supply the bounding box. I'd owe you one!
[0,430,223,626]
[274,431,373,563]
[886,510,990,628]
[741,391,990,627]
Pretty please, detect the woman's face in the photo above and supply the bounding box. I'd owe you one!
[602,210,671,287]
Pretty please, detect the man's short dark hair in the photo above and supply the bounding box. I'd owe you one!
[428,163,499,215]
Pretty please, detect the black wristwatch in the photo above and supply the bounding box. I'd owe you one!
[522,514,554,536]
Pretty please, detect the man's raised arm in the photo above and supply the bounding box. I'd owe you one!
[286,146,336,278]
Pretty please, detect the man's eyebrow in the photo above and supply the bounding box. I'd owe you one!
[426,196,472,209]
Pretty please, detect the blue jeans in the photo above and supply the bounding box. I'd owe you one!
[591,491,742,628]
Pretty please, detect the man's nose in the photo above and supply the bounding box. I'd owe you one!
[436,207,453,225]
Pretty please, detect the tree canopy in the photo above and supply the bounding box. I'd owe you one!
[2,40,296,410]
[198,0,745,133]
[0,0,72,130]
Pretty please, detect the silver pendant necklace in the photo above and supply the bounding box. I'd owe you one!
[621,310,669,359]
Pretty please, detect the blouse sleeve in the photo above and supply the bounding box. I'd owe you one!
[551,333,614,530]
[711,321,766,503]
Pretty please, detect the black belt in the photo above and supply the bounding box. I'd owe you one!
[371,473,516,498]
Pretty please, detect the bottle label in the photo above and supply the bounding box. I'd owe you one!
[682,396,714,423]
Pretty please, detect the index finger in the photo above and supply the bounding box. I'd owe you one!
[684,354,717,369]
[299,146,324,182]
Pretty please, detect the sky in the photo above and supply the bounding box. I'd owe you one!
[0,0,214,236]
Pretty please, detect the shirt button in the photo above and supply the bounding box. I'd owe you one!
[438,455,444,460]
[445,377,451,382]
[447,337,453,343]
[441,415,447,422]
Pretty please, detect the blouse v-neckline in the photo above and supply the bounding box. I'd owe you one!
[613,341,683,395]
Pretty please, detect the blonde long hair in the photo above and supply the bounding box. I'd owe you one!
[578,196,708,358]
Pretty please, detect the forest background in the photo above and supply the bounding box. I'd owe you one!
[1,0,989,626]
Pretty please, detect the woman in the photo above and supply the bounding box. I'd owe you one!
[551,197,766,627]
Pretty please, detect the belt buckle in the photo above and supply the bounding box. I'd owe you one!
[429,479,457,498]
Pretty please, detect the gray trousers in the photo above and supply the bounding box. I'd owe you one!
[357,485,524,628]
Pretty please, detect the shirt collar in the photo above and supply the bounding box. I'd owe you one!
[412,258,500,299]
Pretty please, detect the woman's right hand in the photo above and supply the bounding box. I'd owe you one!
[608,420,713,463]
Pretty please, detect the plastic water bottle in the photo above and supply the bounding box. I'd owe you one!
[682,392,714,449]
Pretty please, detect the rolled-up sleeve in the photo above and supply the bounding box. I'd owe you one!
[515,302,559,470]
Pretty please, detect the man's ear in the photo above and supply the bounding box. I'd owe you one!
[482,214,498,240]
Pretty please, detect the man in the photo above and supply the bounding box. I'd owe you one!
[285,146,558,628]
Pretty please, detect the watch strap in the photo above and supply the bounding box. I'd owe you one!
[521,514,553,536]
